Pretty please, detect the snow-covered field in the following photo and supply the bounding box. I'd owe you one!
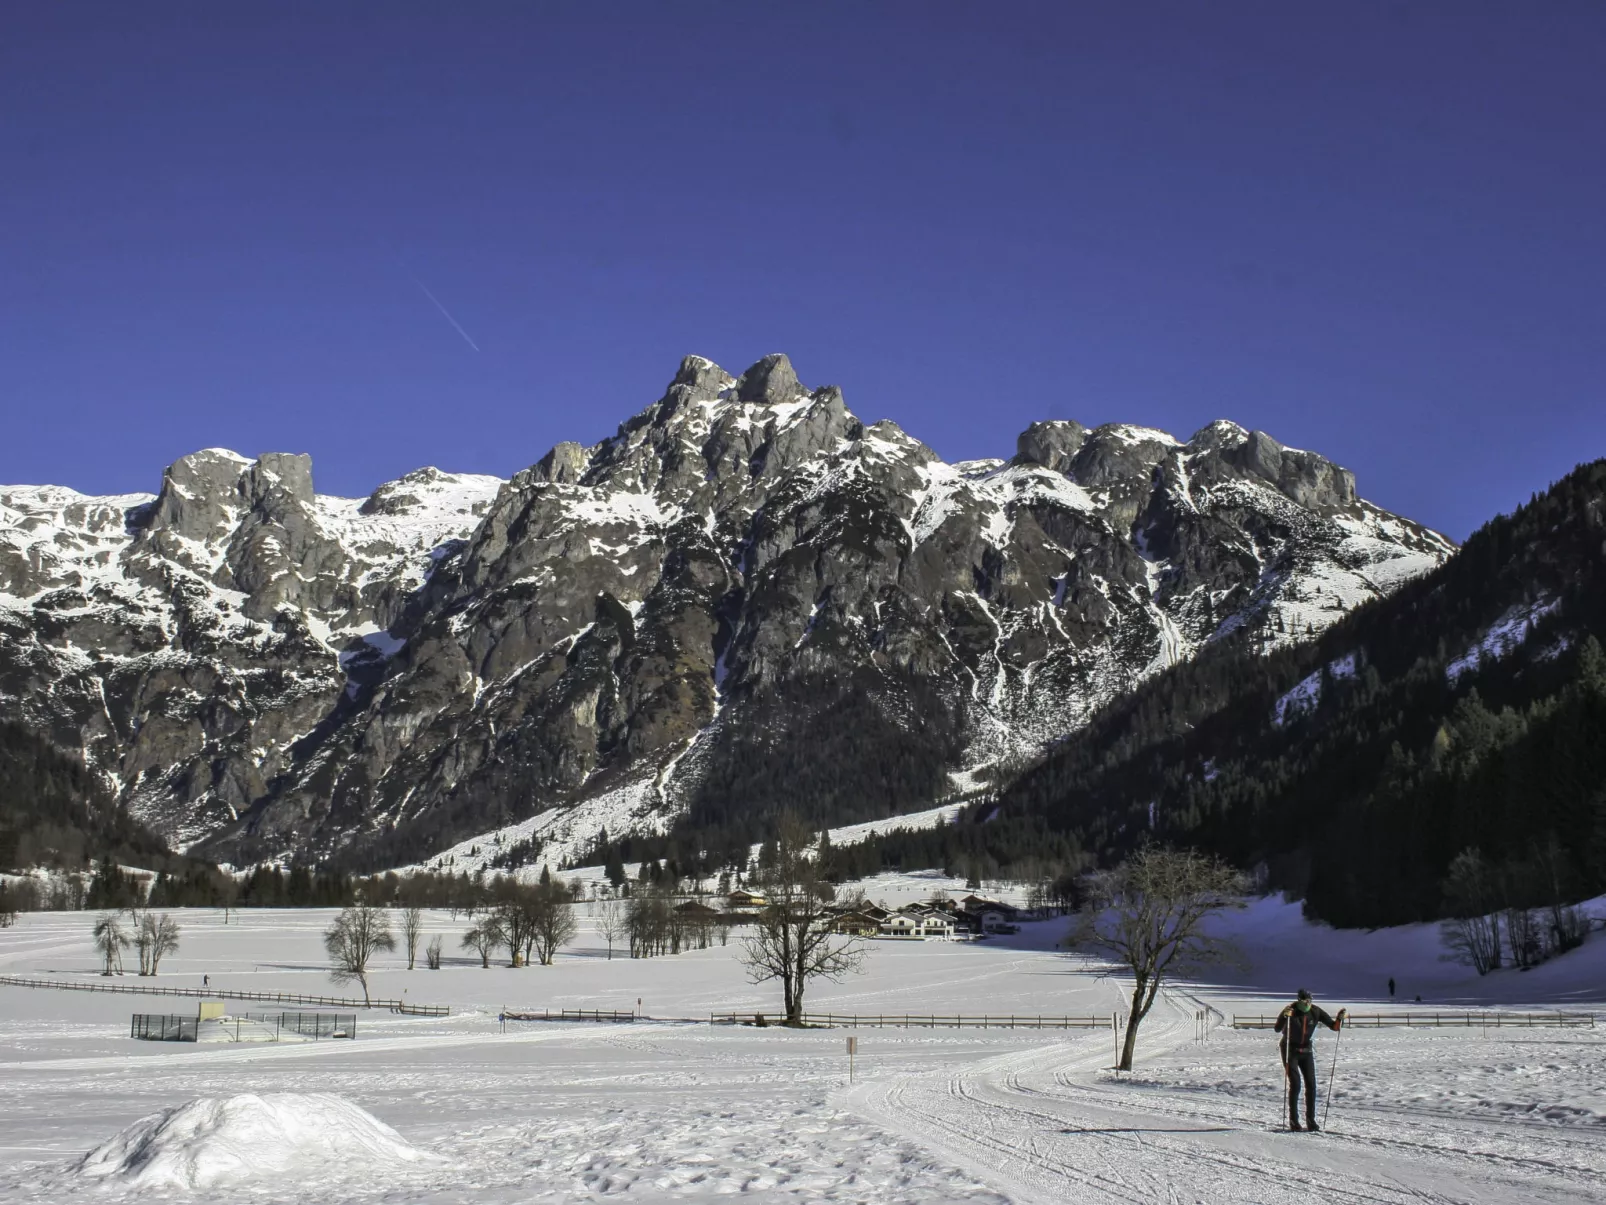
[0,898,1602,1203]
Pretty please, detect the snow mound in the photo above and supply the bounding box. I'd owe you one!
[73,1093,439,1191]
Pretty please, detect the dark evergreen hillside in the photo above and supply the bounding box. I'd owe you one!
[0,720,181,873]
[995,460,1606,928]
[683,669,966,850]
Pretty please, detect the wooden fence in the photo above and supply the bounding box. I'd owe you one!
[502,1008,637,1023]
[711,1012,1115,1030]
[392,1001,451,1017]
[0,973,446,1015]
[1232,1011,1595,1030]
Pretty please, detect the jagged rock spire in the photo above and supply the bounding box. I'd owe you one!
[735,353,804,404]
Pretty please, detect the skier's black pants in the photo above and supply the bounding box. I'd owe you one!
[1285,1050,1317,1124]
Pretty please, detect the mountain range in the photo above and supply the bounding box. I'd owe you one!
[0,354,1453,874]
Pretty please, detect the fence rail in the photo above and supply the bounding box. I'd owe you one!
[391,1002,451,1017]
[502,1008,637,1024]
[711,1012,1114,1030]
[0,974,445,1015]
[1232,1012,1596,1030]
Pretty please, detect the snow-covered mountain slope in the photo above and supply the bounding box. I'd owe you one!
[0,459,499,847]
[0,355,1452,869]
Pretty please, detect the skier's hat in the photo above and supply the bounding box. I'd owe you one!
[1296,988,1312,1002]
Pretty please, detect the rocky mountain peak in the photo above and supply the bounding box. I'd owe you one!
[1184,422,1357,513]
[0,357,1455,875]
[247,452,317,509]
[1016,420,1088,474]
[671,354,735,400]
[734,353,806,405]
[530,442,590,485]
[142,447,253,542]
[1185,419,1251,450]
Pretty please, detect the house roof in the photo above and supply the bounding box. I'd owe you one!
[833,911,881,926]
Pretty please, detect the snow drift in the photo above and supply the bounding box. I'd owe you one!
[73,1093,440,1191]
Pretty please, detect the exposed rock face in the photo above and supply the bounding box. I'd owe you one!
[0,357,1454,869]
[0,464,501,848]
[1016,421,1087,474]
[734,353,804,404]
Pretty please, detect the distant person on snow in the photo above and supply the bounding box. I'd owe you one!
[1275,988,1345,1131]
[1388,977,1395,999]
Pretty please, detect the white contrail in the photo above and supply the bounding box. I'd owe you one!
[385,244,480,352]
[405,269,481,353]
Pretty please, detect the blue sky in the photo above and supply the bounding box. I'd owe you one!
[2,2,1602,539]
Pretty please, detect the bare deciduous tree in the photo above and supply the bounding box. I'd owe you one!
[739,817,865,1024]
[324,904,395,1003]
[461,917,503,968]
[1440,847,1503,975]
[401,906,424,970]
[597,899,627,960]
[627,885,675,957]
[0,881,21,926]
[483,879,536,966]
[92,912,129,976]
[425,935,444,969]
[132,911,180,975]
[131,910,154,976]
[528,882,576,965]
[1067,845,1244,1070]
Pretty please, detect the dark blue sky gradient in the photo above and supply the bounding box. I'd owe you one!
[3,3,1603,538]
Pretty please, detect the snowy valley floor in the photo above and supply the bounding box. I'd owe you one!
[0,889,1603,1203]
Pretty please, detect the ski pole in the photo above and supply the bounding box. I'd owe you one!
[1283,1059,1291,1130]
[1322,1025,1342,1129]
[1280,1037,1291,1130]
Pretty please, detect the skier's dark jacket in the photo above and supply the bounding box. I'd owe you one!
[1275,1003,1340,1056]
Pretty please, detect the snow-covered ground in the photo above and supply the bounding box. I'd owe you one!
[0,899,1601,1202]
[401,799,974,886]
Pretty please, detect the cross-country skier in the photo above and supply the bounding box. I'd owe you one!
[1275,988,1346,1131]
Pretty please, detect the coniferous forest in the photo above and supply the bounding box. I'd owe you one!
[0,720,178,875]
[993,459,1606,927]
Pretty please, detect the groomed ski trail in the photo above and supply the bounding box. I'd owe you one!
[840,989,1604,1204]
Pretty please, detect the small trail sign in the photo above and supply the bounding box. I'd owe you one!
[847,1035,858,1082]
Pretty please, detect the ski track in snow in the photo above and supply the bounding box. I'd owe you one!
[844,990,1606,1203]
